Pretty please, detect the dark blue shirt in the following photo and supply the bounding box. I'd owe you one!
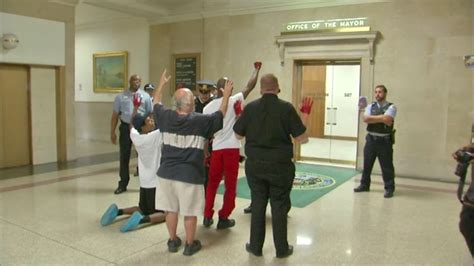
[154,104,223,184]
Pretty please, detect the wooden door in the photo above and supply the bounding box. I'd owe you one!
[0,64,31,168]
[302,65,326,138]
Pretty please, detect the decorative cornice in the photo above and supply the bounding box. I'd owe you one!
[75,0,391,27]
[275,31,379,65]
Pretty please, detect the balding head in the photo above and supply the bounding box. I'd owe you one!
[173,88,194,114]
[260,74,280,95]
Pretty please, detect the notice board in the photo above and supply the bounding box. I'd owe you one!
[171,53,200,94]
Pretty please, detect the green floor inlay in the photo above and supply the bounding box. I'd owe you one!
[217,163,359,208]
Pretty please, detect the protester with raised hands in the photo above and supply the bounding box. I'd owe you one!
[153,72,234,256]
[202,62,260,230]
[100,91,166,232]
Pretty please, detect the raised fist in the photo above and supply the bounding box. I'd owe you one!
[299,96,313,115]
[254,61,262,70]
[133,93,142,108]
[234,100,243,116]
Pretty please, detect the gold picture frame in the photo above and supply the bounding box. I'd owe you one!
[171,53,201,95]
[93,51,128,93]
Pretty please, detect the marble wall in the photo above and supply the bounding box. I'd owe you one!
[148,0,473,180]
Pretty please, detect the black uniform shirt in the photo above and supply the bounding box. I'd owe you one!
[233,94,306,162]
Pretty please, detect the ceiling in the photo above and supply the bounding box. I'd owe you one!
[50,0,390,26]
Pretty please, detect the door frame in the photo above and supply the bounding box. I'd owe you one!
[293,59,363,167]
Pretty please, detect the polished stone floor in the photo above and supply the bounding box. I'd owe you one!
[0,145,472,265]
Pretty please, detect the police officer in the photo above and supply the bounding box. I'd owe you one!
[354,85,397,198]
[144,83,155,99]
[195,80,216,113]
[110,74,152,194]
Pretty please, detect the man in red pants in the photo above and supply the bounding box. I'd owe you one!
[202,62,261,229]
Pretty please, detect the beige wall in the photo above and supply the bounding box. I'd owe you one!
[1,0,77,161]
[149,0,472,181]
[471,0,474,142]
[75,4,150,102]
[30,68,57,164]
[75,102,112,142]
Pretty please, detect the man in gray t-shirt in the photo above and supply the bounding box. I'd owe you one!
[110,74,152,194]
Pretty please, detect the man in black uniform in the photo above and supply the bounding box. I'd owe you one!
[354,85,397,198]
[233,73,312,258]
[195,80,217,192]
[195,80,216,113]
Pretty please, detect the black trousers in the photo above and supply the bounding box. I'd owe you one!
[460,205,474,256]
[360,134,395,191]
[245,159,294,256]
[118,122,132,189]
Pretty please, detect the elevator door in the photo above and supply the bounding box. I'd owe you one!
[299,63,360,165]
[0,64,31,168]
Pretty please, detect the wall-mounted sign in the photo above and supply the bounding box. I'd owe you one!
[283,18,369,34]
[171,53,200,95]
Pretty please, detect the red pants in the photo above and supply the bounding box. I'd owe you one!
[204,148,240,219]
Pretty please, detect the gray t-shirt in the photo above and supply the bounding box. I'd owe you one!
[154,104,223,184]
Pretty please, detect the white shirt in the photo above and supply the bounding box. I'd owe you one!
[130,128,162,188]
[203,92,244,150]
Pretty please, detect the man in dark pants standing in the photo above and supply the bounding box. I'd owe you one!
[453,144,474,258]
[354,85,397,198]
[233,73,312,258]
[110,74,152,194]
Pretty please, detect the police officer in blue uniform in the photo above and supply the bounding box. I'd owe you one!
[110,74,152,194]
[354,85,397,198]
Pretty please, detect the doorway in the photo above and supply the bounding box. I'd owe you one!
[0,64,32,168]
[295,60,361,166]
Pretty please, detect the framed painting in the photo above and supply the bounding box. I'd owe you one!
[171,53,200,95]
[93,51,128,93]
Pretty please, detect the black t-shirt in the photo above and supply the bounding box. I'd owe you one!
[233,94,306,162]
[194,96,214,113]
[154,104,223,184]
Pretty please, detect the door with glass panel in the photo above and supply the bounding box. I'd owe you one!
[297,61,360,166]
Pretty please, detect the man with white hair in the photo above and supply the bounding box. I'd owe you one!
[152,75,234,256]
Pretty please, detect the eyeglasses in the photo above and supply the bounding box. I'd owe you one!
[199,89,210,94]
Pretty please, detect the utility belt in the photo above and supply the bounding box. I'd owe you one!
[367,129,396,144]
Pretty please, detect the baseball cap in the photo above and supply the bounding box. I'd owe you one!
[132,114,147,133]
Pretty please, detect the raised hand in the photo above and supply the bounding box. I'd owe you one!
[254,61,262,70]
[133,93,142,108]
[160,69,171,86]
[299,96,313,115]
[223,79,234,99]
[234,100,243,116]
[358,96,368,109]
